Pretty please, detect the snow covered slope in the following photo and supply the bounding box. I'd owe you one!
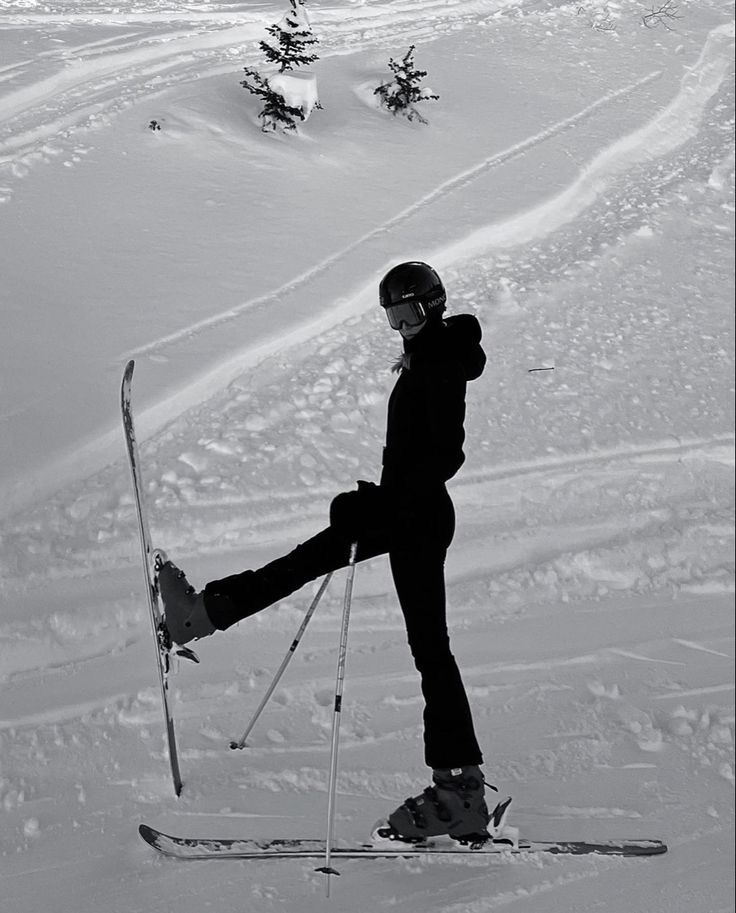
[0,1,733,911]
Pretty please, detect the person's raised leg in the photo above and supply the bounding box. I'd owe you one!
[160,527,384,644]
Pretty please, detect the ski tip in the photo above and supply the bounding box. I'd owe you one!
[139,823,160,846]
[615,838,668,856]
[121,361,135,399]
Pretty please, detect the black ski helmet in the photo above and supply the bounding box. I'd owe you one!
[379,261,447,317]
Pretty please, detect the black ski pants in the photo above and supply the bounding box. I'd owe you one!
[204,484,483,770]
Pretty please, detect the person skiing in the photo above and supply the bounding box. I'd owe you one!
[159,261,491,842]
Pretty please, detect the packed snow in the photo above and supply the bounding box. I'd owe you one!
[0,1,733,911]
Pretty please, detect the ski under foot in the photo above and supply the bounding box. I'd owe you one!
[138,824,667,860]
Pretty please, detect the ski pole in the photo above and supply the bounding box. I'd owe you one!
[230,572,334,751]
[316,542,358,893]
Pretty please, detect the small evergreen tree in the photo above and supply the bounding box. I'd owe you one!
[260,0,319,73]
[240,66,305,133]
[374,46,439,124]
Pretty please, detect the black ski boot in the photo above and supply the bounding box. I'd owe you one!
[158,560,215,646]
[378,766,492,844]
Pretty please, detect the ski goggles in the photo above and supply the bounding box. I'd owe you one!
[384,299,428,330]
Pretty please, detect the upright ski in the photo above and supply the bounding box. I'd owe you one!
[139,824,667,860]
[121,359,184,796]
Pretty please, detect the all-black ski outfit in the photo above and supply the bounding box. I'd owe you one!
[203,314,486,770]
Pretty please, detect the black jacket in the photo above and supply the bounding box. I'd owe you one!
[379,314,486,495]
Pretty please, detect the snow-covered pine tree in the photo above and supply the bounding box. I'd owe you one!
[260,0,319,73]
[240,66,305,133]
[239,1,320,133]
[374,46,439,124]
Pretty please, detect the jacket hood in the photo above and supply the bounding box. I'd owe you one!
[404,313,486,381]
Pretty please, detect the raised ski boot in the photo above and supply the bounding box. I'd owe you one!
[376,766,492,844]
[158,559,215,646]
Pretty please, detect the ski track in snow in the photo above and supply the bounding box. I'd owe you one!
[439,20,735,262]
[124,67,667,359]
[112,17,734,420]
[0,0,515,182]
[672,639,732,659]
